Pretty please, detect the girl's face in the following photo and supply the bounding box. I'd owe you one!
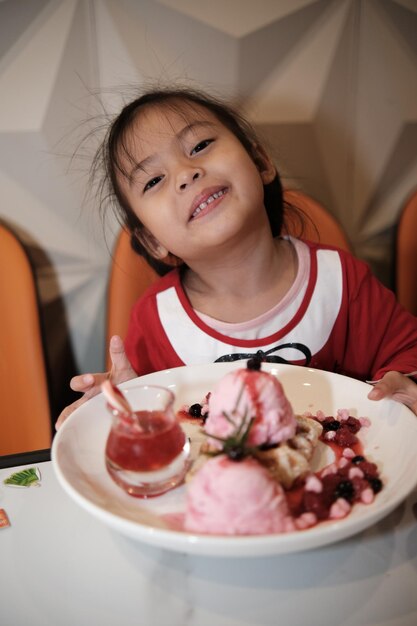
[117,102,275,265]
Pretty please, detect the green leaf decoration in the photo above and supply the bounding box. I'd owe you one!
[4,467,41,487]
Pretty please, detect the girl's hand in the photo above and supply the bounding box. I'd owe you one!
[55,335,137,429]
[367,371,417,415]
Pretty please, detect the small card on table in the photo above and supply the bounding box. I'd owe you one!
[0,508,10,529]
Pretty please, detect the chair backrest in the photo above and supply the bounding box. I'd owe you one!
[396,189,417,316]
[105,190,351,367]
[106,228,158,367]
[0,221,52,455]
[284,189,351,252]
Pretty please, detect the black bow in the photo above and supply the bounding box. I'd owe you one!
[214,342,311,365]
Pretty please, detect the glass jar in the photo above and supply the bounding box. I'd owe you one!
[105,385,190,497]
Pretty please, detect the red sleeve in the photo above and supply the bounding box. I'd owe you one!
[339,252,417,381]
[124,271,185,376]
[124,303,157,377]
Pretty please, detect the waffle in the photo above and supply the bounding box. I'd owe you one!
[253,416,323,488]
[185,414,323,489]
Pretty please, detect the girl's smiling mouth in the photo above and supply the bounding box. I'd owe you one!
[189,187,228,220]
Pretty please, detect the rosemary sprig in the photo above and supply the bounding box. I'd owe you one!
[204,366,267,461]
[207,414,259,461]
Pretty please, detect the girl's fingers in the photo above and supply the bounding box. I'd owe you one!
[367,372,417,415]
[108,335,137,383]
[367,381,391,401]
[57,337,137,430]
[70,373,96,392]
[70,372,111,392]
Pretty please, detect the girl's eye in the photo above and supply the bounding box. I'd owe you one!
[144,176,163,192]
[191,139,213,155]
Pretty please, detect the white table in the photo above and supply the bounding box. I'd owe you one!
[1,454,416,626]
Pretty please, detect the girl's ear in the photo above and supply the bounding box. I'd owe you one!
[134,228,169,260]
[253,144,276,184]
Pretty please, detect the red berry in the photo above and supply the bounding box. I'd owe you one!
[334,426,358,447]
[321,473,340,501]
[345,416,361,433]
[359,461,379,479]
[351,477,369,500]
[303,492,329,520]
[337,464,351,479]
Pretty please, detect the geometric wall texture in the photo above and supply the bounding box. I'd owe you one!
[1,0,416,417]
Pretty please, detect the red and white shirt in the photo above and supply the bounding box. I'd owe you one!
[125,238,417,381]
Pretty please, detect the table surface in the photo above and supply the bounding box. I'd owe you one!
[1,453,416,626]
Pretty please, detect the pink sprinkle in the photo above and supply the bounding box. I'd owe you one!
[325,430,336,441]
[359,417,371,428]
[305,475,323,493]
[343,448,355,459]
[315,410,326,422]
[329,498,351,519]
[295,512,317,530]
[337,408,350,421]
[361,488,374,504]
[321,463,337,477]
[349,467,364,479]
[338,457,349,468]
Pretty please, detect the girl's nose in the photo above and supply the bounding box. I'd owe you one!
[176,168,203,192]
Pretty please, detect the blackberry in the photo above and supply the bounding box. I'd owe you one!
[368,477,383,493]
[247,356,262,371]
[323,420,341,432]
[189,403,202,418]
[226,446,246,461]
[351,455,365,464]
[360,461,378,479]
[334,479,355,502]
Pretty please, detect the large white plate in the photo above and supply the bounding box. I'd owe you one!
[52,363,417,557]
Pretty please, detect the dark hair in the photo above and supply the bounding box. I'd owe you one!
[93,87,286,276]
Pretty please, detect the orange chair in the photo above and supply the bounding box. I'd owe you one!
[0,221,52,455]
[396,189,417,316]
[284,189,351,252]
[105,190,351,367]
[106,228,158,368]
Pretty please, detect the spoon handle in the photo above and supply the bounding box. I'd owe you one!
[101,380,133,414]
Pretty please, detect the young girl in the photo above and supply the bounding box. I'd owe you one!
[57,87,417,426]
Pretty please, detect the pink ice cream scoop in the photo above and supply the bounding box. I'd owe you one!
[204,367,296,448]
[184,455,294,535]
